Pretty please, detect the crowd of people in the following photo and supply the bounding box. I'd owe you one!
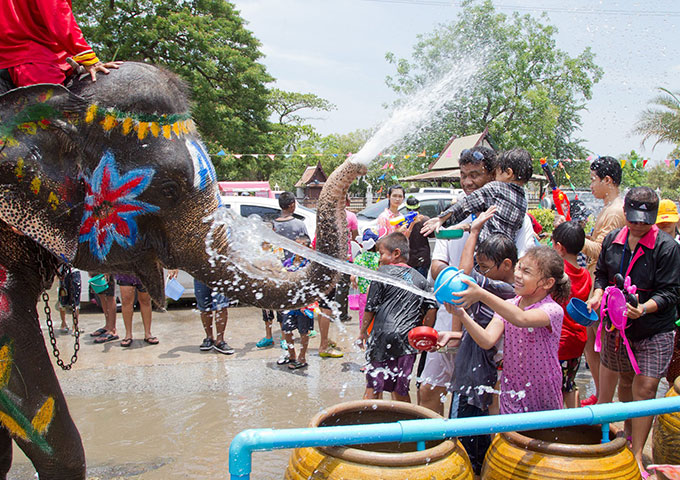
[353,151,680,478]
[5,3,679,477]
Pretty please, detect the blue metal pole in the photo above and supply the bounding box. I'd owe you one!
[229,395,680,480]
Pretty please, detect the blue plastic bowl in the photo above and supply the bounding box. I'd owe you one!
[566,298,598,326]
[433,266,476,304]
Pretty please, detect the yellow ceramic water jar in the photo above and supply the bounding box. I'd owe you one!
[284,399,473,480]
[653,376,680,479]
[482,425,640,479]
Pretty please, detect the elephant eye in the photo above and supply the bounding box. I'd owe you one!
[160,180,180,203]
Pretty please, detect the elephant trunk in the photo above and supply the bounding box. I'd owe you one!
[188,160,367,310]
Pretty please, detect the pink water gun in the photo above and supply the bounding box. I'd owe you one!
[595,274,640,374]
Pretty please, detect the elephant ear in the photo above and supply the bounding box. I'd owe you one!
[0,84,89,262]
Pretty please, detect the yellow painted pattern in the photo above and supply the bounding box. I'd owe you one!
[0,412,27,441]
[14,157,24,180]
[31,398,54,434]
[172,122,180,137]
[85,105,98,123]
[150,122,160,138]
[137,122,149,140]
[162,125,172,139]
[0,344,11,387]
[122,117,133,135]
[102,115,117,132]
[30,177,41,195]
[47,192,59,210]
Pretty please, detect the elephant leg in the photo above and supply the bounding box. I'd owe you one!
[0,229,86,479]
[0,428,13,479]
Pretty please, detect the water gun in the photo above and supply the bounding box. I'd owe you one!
[596,273,640,374]
[302,302,320,319]
[389,210,418,227]
[539,158,571,220]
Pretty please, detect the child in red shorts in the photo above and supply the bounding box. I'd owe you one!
[552,221,593,408]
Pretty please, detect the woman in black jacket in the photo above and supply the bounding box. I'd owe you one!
[587,186,680,476]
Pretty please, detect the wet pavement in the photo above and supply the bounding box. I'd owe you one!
[7,287,672,479]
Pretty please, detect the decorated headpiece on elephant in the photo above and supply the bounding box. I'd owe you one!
[0,62,365,478]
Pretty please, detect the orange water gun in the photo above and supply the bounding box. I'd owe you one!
[540,158,571,220]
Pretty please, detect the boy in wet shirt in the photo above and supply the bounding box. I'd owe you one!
[357,232,438,402]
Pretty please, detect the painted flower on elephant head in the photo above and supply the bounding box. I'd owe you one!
[79,151,159,261]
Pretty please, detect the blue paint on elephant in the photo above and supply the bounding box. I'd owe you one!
[187,139,216,190]
[79,151,160,261]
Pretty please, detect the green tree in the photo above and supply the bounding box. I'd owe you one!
[384,0,602,164]
[619,151,649,189]
[74,0,279,180]
[633,87,680,152]
[265,89,336,153]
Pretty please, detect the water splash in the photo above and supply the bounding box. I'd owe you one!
[206,207,436,301]
[351,53,486,165]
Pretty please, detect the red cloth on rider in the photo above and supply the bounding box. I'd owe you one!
[0,0,92,72]
[558,259,592,360]
[7,62,70,87]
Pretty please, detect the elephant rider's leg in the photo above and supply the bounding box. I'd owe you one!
[0,231,85,478]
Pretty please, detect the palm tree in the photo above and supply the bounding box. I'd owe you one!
[633,87,680,150]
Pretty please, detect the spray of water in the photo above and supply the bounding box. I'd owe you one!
[205,208,436,301]
[351,53,485,166]
[205,49,488,303]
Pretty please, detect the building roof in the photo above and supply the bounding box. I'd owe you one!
[295,161,327,188]
[428,129,493,171]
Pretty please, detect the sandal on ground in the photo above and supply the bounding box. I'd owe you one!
[144,336,159,345]
[121,338,133,347]
[90,327,107,337]
[93,333,119,344]
[319,348,343,358]
[277,356,291,365]
[288,360,308,370]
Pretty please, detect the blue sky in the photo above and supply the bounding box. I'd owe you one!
[232,0,680,162]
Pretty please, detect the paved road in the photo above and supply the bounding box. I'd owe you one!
[7,286,670,479]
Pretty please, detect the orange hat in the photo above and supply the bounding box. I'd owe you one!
[656,199,679,224]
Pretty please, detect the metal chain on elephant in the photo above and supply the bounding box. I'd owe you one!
[38,250,80,370]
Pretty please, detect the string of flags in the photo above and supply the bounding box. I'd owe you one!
[214,150,680,169]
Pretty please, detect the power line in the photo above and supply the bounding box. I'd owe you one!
[360,0,680,17]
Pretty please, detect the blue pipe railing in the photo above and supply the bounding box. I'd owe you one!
[229,395,680,479]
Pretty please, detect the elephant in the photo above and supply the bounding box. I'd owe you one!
[0,62,366,478]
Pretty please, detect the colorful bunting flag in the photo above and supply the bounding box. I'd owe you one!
[391,175,398,180]
[267,154,275,160]
[381,162,389,169]
[620,159,626,168]
[418,149,426,157]
[217,150,226,156]
[666,159,672,167]
[675,159,680,168]
[643,159,648,168]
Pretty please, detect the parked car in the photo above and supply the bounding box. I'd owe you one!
[356,192,460,236]
[220,195,316,238]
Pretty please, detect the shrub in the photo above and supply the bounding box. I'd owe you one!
[529,208,555,236]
